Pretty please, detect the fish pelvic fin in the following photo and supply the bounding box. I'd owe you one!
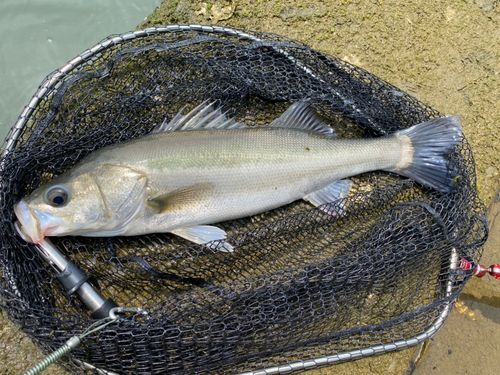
[148,183,215,214]
[388,116,463,193]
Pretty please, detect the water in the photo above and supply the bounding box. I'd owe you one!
[0,0,162,147]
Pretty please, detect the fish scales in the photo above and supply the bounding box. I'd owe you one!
[94,128,404,235]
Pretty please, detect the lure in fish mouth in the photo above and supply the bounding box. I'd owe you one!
[14,100,463,251]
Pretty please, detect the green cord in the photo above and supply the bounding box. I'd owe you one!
[21,307,146,375]
[23,345,73,375]
[22,319,114,375]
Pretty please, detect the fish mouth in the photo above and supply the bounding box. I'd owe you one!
[14,200,67,244]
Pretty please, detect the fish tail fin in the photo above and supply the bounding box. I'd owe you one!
[389,116,463,193]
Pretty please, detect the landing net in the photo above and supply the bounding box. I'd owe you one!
[0,25,487,374]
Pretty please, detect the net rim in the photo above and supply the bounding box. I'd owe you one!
[1,24,473,374]
[2,24,267,157]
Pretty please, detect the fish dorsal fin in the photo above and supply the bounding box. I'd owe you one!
[153,101,247,133]
[154,99,336,136]
[269,100,337,137]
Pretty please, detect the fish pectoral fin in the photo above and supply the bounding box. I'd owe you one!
[172,225,234,253]
[148,183,215,214]
[303,179,353,216]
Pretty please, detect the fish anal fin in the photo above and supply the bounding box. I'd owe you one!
[304,179,353,215]
[270,100,337,137]
[148,183,215,214]
[173,225,234,252]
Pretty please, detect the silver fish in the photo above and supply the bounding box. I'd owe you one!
[14,100,463,251]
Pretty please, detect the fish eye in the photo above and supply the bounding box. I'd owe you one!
[45,186,69,207]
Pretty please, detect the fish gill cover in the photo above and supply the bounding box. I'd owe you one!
[0,25,488,374]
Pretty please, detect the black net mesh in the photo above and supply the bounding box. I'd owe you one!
[0,25,488,374]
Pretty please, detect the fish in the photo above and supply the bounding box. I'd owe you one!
[14,100,463,252]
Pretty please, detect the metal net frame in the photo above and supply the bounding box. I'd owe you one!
[0,25,488,374]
